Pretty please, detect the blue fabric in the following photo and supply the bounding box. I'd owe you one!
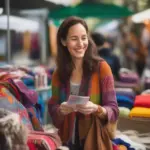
[116,92,135,100]
[22,78,34,86]
[116,95,134,109]
[112,138,135,150]
[116,95,134,105]
[118,102,133,109]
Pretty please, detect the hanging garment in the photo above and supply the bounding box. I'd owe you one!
[10,79,43,131]
[11,79,38,107]
[27,106,43,131]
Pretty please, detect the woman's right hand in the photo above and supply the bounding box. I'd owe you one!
[59,102,74,115]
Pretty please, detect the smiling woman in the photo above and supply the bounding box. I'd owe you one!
[48,16,119,150]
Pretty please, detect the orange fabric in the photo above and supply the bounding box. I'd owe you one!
[118,145,127,150]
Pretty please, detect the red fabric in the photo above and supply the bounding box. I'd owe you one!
[28,134,56,150]
[27,142,37,150]
[134,95,150,108]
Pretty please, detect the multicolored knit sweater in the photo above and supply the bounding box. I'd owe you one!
[48,61,119,143]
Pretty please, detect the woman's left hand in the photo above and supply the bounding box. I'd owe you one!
[77,101,98,115]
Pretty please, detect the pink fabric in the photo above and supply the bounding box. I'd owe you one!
[29,131,62,147]
[27,142,37,150]
[28,134,56,150]
[112,143,119,150]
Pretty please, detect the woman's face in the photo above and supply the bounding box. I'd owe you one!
[63,23,89,60]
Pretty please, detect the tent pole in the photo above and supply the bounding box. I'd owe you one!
[5,0,11,63]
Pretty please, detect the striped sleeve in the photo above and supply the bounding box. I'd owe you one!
[48,70,64,128]
[100,61,119,122]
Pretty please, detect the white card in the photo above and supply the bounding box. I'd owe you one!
[67,95,90,105]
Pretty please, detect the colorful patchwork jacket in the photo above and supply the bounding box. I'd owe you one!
[48,61,119,143]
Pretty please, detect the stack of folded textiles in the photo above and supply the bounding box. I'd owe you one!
[115,88,135,118]
[130,94,150,119]
[115,68,139,89]
[114,68,140,118]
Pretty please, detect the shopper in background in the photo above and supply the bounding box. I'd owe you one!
[91,32,121,80]
[48,16,119,150]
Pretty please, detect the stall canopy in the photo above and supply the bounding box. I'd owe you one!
[49,2,134,19]
[0,0,63,10]
[0,15,39,32]
[132,9,150,23]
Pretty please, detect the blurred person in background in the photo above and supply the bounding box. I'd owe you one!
[91,32,121,80]
[48,16,119,150]
[125,30,148,77]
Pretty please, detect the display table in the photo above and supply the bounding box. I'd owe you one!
[117,116,150,133]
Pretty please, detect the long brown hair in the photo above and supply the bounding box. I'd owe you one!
[56,16,101,82]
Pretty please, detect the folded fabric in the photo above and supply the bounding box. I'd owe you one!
[115,88,134,93]
[112,143,119,150]
[119,68,139,84]
[112,138,133,149]
[116,92,135,100]
[118,145,128,150]
[119,107,130,117]
[130,107,150,118]
[119,73,139,83]
[115,81,138,88]
[29,131,62,148]
[116,95,134,109]
[115,88,135,99]
[11,79,38,107]
[134,95,150,108]
[117,95,134,103]
[115,134,146,150]
[28,132,57,150]
[118,102,133,109]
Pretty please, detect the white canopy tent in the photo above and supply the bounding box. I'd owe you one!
[0,15,39,32]
[44,0,75,6]
[94,20,120,36]
[132,9,150,23]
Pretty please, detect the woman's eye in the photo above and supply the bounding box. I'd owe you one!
[82,37,87,40]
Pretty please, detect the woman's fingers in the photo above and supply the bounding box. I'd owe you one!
[77,108,93,114]
[60,105,74,115]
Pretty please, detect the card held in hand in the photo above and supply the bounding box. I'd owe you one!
[67,95,90,105]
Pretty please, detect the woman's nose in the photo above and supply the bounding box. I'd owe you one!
[77,39,83,47]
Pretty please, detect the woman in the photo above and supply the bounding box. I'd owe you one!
[48,16,119,150]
